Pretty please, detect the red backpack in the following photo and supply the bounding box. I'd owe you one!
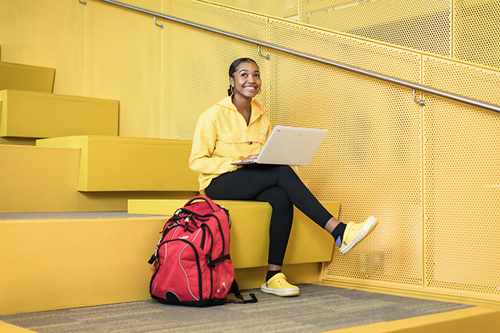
[148,196,256,306]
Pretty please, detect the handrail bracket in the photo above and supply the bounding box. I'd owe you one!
[154,17,163,29]
[413,90,425,107]
[258,46,270,61]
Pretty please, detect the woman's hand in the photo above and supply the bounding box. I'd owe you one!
[241,154,259,163]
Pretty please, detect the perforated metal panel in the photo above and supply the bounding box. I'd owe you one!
[168,0,268,41]
[423,56,500,105]
[267,18,422,83]
[269,54,424,287]
[262,19,423,287]
[455,0,500,69]
[209,0,500,70]
[202,0,299,19]
[423,57,500,300]
[304,0,452,57]
[424,96,500,299]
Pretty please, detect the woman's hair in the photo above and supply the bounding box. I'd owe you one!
[227,58,258,96]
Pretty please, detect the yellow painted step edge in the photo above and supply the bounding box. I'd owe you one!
[0,321,36,333]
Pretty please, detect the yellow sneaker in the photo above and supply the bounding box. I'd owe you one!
[260,273,300,297]
[339,216,378,254]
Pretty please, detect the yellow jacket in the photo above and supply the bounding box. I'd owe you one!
[189,96,271,193]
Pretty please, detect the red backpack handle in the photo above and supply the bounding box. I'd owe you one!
[184,196,221,212]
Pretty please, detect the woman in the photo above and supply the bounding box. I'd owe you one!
[189,58,378,297]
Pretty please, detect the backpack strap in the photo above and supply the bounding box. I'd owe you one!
[206,254,231,268]
[229,280,258,304]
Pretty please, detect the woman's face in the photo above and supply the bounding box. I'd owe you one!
[230,61,261,99]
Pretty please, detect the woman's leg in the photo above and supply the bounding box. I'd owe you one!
[254,186,293,267]
[207,165,377,268]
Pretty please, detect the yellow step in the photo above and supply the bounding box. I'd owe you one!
[36,136,199,192]
[0,321,35,333]
[0,61,54,93]
[0,90,119,139]
[0,214,166,315]
[0,145,197,213]
[128,199,338,269]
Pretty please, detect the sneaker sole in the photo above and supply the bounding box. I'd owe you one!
[260,286,300,297]
[340,216,378,254]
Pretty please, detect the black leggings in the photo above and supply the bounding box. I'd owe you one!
[205,165,333,266]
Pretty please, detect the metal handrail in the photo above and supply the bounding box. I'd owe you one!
[91,0,500,114]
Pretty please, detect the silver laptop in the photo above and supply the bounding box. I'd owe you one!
[231,126,328,166]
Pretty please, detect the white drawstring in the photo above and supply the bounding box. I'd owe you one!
[256,95,267,153]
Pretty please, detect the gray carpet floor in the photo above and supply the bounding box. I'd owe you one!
[1,284,472,333]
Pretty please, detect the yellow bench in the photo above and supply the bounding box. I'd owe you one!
[128,199,338,269]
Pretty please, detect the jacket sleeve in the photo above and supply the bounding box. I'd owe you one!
[189,112,236,175]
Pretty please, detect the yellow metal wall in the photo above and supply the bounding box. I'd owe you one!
[211,0,500,70]
[1,0,499,302]
[422,57,500,299]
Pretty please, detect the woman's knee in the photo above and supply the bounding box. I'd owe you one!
[274,164,294,174]
[256,186,293,214]
[270,165,298,180]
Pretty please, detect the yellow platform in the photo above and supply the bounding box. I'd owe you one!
[0,215,166,315]
[0,321,34,333]
[0,90,119,139]
[0,61,54,93]
[36,136,199,192]
[0,145,197,213]
[128,199,339,269]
